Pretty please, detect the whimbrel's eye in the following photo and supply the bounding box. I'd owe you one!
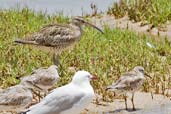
[80,20,85,23]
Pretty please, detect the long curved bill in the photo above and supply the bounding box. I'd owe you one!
[84,21,104,34]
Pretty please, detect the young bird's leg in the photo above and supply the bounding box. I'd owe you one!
[32,90,43,102]
[131,92,136,111]
[26,102,36,108]
[38,91,41,102]
[151,92,154,100]
[123,94,128,110]
[44,90,49,97]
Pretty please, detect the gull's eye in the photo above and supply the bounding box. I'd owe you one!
[87,75,91,79]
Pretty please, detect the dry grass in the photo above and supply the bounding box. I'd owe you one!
[108,0,171,27]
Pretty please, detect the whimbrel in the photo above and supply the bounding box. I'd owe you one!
[19,71,97,114]
[106,66,151,111]
[0,84,33,114]
[20,65,59,101]
[15,17,104,65]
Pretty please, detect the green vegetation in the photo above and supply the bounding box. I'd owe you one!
[0,8,69,87]
[0,8,171,100]
[108,0,171,27]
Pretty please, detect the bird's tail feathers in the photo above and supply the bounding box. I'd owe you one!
[14,39,38,45]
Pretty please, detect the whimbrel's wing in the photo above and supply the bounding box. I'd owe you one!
[15,24,77,47]
[0,85,32,108]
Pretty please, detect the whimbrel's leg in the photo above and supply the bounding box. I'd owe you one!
[53,54,60,66]
[123,95,128,110]
[131,92,136,111]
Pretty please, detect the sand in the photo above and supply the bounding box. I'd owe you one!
[82,92,171,114]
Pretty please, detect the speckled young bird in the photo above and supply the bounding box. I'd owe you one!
[20,65,59,101]
[106,66,151,111]
[0,84,33,114]
[14,17,104,65]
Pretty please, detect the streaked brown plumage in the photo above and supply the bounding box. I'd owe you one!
[0,84,33,113]
[106,66,146,111]
[20,65,59,92]
[20,65,59,102]
[14,17,104,65]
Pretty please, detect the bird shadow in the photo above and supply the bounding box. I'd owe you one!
[106,108,141,114]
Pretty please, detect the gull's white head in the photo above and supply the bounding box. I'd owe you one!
[72,70,97,85]
[133,66,144,74]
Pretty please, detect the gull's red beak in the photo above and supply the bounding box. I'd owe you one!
[90,75,98,80]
